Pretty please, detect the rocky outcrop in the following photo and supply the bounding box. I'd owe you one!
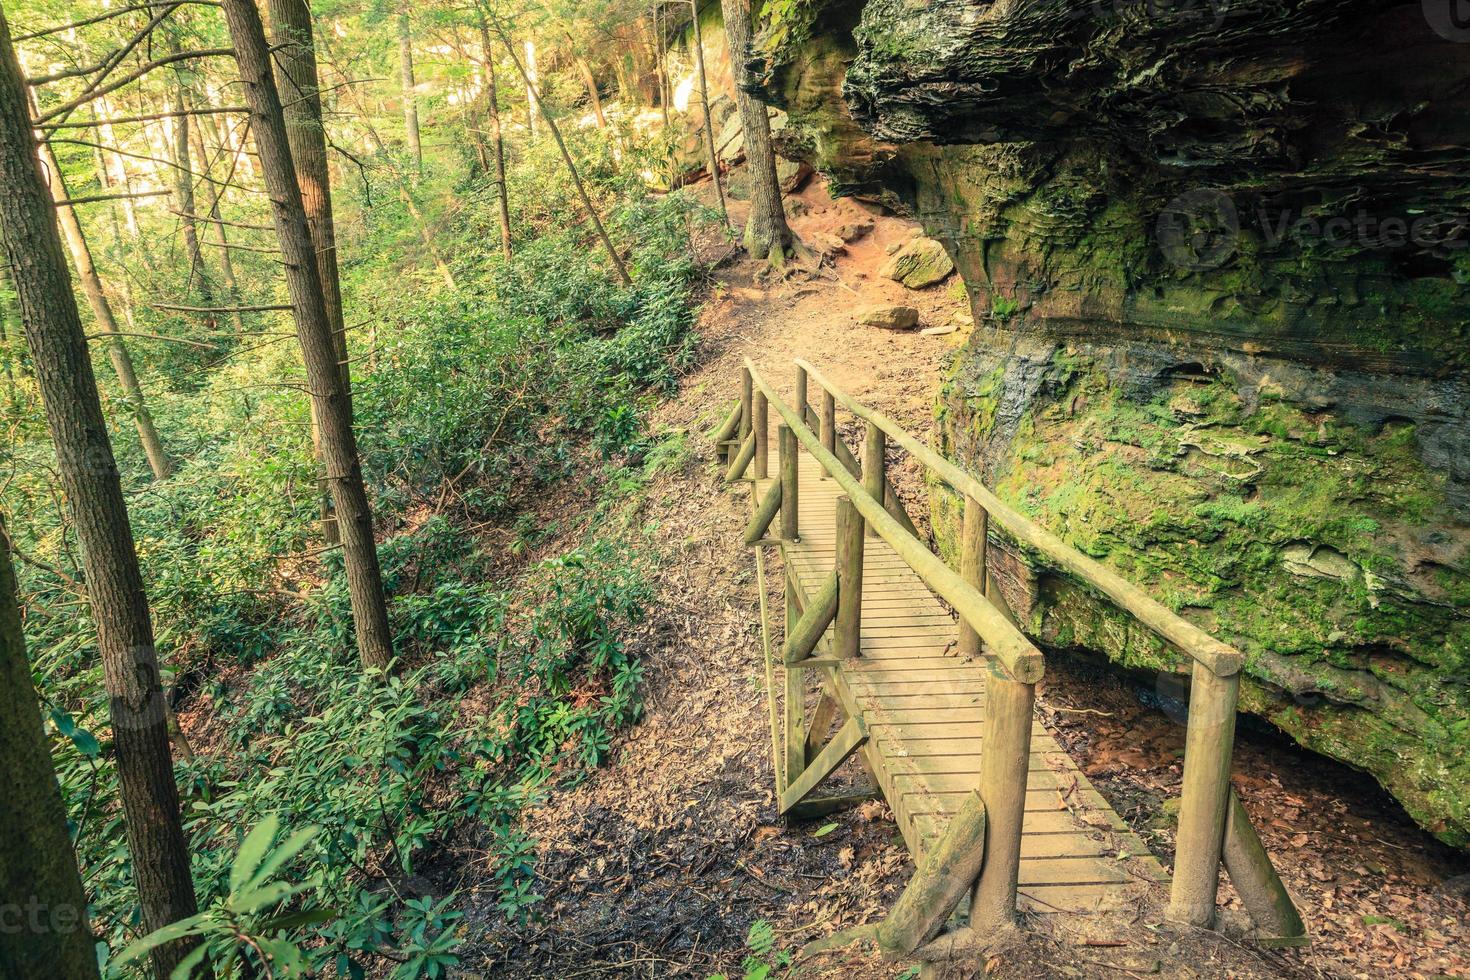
[754,0,1470,844]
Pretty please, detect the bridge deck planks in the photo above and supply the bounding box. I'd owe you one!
[750,448,1167,922]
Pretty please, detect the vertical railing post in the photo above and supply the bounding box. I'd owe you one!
[820,390,836,477]
[1167,660,1240,928]
[958,496,990,658]
[740,366,753,441]
[863,423,885,538]
[779,424,799,541]
[969,661,1036,934]
[795,364,809,422]
[834,495,864,659]
[753,390,769,481]
[784,568,805,787]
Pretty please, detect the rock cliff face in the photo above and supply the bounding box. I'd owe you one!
[752,0,1470,844]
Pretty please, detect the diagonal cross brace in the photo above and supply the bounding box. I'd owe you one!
[779,715,868,814]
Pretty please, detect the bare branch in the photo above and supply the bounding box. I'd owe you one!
[53,189,172,207]
[34,49,236,126]
[86,331,218,350]
[13,2,220,43]
[151,302,293,313]
[38,106,248,131]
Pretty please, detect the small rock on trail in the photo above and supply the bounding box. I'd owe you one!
[856,304,920,330]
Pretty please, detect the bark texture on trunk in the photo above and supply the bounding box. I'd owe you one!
[573,54,606,129]
[718,0,794,261]
[397,9,421,174]
[476,8,512,260]
[268,0,351,544]
[221,0,395,672]
[0,521,101,979]
[37,139,174,481]
[0,14,201,979]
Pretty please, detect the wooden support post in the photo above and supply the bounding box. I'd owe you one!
[803,692,840,765]
[835,495,864,659]
[878,791,989,956]
[784,572,837,663]
[958,496,989,658]
[779,716,868,814]
[753,390,769,480]
[1223,791,1308,945]
[740,366,753,441]
[779,424,799,540]
[969,661,1036,934]
[711,400,741,463]
[784,571,805,788]
[820,389,836,476]
[1167,660,1240,929]
[725,431,756,481]
[795,364,809,422]
[863,423,885,538]
[743,480,783,545]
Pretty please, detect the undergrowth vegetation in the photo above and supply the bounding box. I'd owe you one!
[4,101,718,975]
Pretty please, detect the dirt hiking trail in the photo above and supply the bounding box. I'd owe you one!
[462,176,1470,979]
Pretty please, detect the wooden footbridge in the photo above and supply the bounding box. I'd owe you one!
[712,359,1307,962]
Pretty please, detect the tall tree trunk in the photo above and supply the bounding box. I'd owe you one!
[397,9,422,175]
[689,0,729,229]
[0,14,202,979]
[523,39,538,135]
[187,115,247,334]
[718,0,796,262]
[221,0,395,672]
[268,0,350,545]
[654,7,670,128]
[36,139,174,481]
[490,17,630,285]
[476,6,512,260]
[168,42,218,331]
[0,518,102,980]
[572,52,606,129]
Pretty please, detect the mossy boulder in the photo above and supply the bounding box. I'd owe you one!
[879,236,954,288]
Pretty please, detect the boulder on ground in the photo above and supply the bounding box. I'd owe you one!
[778,158,813,193]
[879,237,955,289]
[808,232,847,258]
[716,112,744,163]
[836,215,876,242]
[856,304,919,330]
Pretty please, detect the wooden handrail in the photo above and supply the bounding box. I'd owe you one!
[794,358,1244,678]
[744,359,1045,684]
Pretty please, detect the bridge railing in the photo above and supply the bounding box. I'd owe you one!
[713,357,1305,948]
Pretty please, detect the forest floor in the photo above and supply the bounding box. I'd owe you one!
[457,173,1470,979]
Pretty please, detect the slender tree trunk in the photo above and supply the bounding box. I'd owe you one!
[572,51,606,129]
[397,9,422,175]
[689,0,729,229]
[0,14,201,979]
[719,0,796,262]
[221,0,395,672]
[187,115,247,334]
[655,6,670,128]
[268,0,351,544]
[0,518,102,980]
[490,17,630,285]
[476,6,512,260]
[36,139,174,481]
[168,42,218,330]
[523,39,538,135]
